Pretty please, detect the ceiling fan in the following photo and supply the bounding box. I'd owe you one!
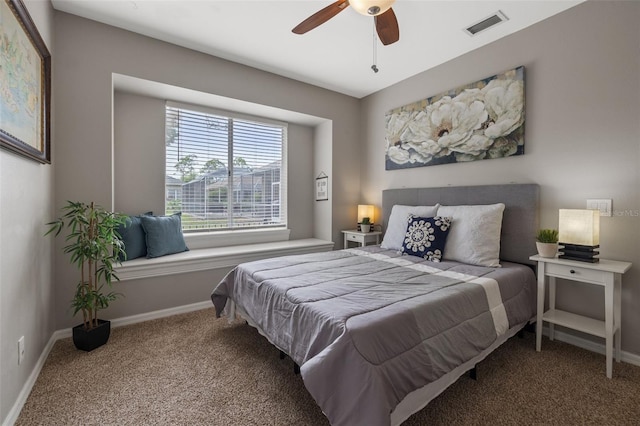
[292,0,400,46]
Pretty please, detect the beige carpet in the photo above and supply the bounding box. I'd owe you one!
[16,308,640,425]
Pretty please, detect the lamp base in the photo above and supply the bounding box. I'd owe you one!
[558,243,600,263]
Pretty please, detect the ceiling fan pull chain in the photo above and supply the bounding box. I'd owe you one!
[371,20,379,73]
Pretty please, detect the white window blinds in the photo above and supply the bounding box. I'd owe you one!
[165,102,287,232]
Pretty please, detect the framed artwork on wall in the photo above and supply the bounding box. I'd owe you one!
[315,173,328,201]
[385,66,525,170]
[0,0,51,164]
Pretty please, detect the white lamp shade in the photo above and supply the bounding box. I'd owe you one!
[349,0,395,16]
[357,204,375,222]
[558,209,600,246]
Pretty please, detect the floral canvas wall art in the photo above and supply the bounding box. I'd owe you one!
[385,66,524,170]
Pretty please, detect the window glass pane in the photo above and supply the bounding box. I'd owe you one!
[165,105,286,233]
[232,119,283,228]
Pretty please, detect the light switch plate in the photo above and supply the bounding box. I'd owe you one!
[586,199,612,217]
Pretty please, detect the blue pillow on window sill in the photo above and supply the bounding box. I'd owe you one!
[117,211,152,261]
[402,215,452,262]
[140,212,189,258]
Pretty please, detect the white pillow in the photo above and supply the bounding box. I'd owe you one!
[381,204,440,251]
[436,203,505,267]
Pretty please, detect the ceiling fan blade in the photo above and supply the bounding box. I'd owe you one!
[292,0,350,34]
[375,7,399,45]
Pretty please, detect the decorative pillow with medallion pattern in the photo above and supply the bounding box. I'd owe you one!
[401,215,452,262]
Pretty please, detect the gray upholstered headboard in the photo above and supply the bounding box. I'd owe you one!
[382,184,540,265]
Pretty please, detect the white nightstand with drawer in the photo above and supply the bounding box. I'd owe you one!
[342,230,382,248]
[530,255,632,378]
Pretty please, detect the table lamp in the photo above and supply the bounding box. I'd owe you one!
[558,209,600,263]
[357,204,375,232]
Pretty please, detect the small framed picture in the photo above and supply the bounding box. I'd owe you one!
[315,175,328,201]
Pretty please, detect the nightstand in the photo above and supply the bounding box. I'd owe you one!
[342,229,382,248]
[530,255,632,378]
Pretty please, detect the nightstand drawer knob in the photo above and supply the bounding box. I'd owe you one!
[570,269,576,274]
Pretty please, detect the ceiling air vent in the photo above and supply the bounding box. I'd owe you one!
[464,11,509,36]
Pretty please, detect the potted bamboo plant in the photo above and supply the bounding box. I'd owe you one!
[536,228,559,258]
[46,201,127,351]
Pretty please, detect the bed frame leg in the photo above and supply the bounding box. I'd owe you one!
[469,366,477,381]
[518,322,536,338]
[278,349,300,375]
[524,321,536,333]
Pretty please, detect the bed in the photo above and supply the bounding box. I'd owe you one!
[211,184,539,426]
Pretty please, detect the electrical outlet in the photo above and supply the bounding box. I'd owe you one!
[586,199,612,217]
[18,336,25,365]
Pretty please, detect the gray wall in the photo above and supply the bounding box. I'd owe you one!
[113,91,315,239]
[53,11,361,329]
[360,1,640,355]
[314,121,334,241]
[0,1,56,423]
[113,92,166,216]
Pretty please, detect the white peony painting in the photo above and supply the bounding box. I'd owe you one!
[385,66,525,170]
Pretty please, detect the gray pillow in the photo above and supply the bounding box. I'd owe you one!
[140,213,189,258]
[117,212,152,261]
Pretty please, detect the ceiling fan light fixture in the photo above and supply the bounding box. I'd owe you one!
[350,0,395,17]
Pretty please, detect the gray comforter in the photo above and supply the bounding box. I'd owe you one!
[211,246,536,426]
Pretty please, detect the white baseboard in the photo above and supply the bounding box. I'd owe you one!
[112,300,213,328]
[54,300,212,339]
[2,300,212,426]
[543,326,640,367]
[2,331,58,426]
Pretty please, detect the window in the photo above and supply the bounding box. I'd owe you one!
[165,102,287,232]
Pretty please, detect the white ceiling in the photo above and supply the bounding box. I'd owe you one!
[51,0,583,98]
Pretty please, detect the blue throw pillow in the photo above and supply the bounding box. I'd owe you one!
[117,212,152,261]
[139,212,189,258]
[402,215,452,262]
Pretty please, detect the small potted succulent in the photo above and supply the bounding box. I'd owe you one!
[360,217,372,233]
[46,201,127,351]
[536,228,559,258]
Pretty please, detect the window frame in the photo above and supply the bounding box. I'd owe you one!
[165,101,288,234]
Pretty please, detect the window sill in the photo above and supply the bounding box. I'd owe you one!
[114,238,334,281]
[184,227,290,249]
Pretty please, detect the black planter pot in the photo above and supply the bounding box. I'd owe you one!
[72,319,111,352]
